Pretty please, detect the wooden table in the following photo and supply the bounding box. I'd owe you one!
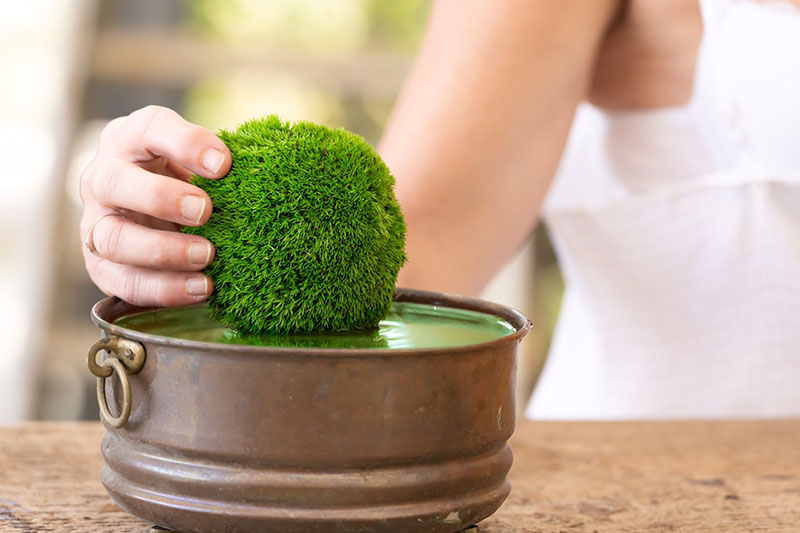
[0,421,798,532]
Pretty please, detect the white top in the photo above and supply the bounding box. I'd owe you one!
[526,0,800,419]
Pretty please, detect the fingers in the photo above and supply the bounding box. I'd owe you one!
[100,105,231,179]
[79,105,228,308]
[81,211,216,307]
[88,158,213,226]
[139,156,195,182]
[89,259,214,308]
[87,214,215,271]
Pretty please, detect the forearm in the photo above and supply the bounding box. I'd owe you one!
[380,0,619,295]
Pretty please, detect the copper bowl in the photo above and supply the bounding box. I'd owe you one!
[88,288,531,533]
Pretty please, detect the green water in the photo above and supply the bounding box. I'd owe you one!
[114,302,516,349]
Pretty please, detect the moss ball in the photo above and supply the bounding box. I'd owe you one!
[184,115,407,334]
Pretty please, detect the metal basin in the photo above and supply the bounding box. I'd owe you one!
[88,288,531,533]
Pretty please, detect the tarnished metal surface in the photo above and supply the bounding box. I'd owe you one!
[90,288,531,533]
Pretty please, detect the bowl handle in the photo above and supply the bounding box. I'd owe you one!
[87,336,146,428]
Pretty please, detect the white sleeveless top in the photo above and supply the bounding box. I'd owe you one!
[526,0,800,419]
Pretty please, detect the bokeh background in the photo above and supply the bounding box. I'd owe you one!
[0,0,563,423]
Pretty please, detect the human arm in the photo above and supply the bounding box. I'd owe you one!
[380,0,620,295]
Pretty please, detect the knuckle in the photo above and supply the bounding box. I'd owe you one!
[185,127,211,149]
[133,104,169,118]
[119,272,140,303]
[120,271,159,306]
[98,116,126,147]
[90,158,123,202]
[148,180,181,219]
[133,105,176,142]
[88,263,117,299]
[97,217,125,261]
[78,159,98,204]
[135,106,161,143]
[149,240,172,268]
[83,256,98,279]
[79,218,91,251]
[129,105,164,123]
[91,277,114,299]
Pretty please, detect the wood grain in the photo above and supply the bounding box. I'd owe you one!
[0,421,798,532]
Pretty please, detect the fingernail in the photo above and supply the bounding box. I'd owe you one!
[181,195,206,224]
[186,276,209,296]
[202,148,225,175]
[188,242,212,266]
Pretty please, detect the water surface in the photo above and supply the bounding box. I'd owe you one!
[114,302,516,349]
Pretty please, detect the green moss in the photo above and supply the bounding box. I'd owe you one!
[184,115,407,334]
[216,328,389,349]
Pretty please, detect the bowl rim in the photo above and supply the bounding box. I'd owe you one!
[91,287,533,357]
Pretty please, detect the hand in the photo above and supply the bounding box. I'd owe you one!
[80,105,231,307]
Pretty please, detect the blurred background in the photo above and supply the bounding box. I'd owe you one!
[0,0,563,423]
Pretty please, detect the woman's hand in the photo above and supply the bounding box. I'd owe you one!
[80,105,231,307]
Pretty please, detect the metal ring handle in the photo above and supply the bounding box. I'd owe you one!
[96,357,132,428]
[88,339,113,378]
[87,337,146,378]
[88,336,145,429]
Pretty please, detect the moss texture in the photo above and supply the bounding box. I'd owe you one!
[184,115,406,334]
[216,329,389,350]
